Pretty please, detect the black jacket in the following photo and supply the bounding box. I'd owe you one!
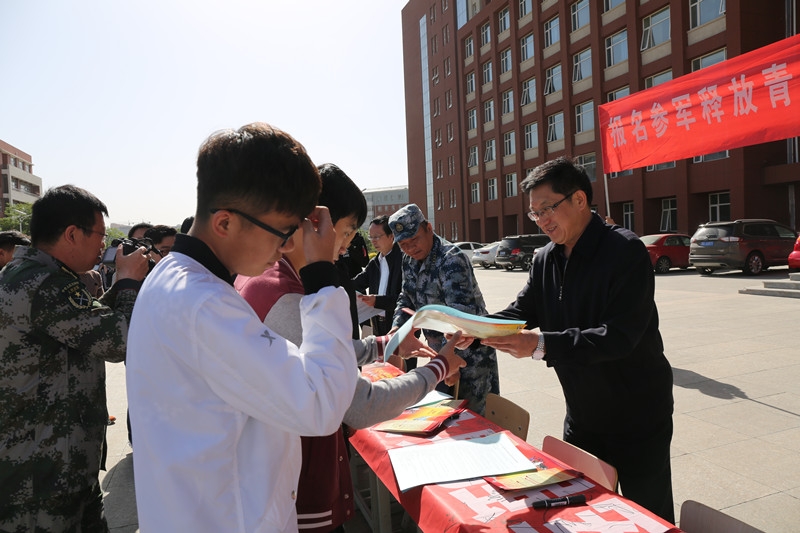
[352,243,403,335]
[491,214,673,433]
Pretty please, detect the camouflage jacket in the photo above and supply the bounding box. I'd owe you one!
[393,235,489,351]
[0,246,139,507]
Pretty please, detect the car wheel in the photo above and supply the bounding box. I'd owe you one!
[699,267,715,276]
[504,264,514,271]
[744,252,764,275]
[481,262,491,269]
[654,256,671,274]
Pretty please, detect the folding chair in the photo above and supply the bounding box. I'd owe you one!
[483,393,530,441]
[680,500,765,533]
[541,435,618,492]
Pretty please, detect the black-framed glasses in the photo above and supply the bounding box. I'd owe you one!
[210,208,297,246]
[81,227,108,239]
[527,190,578,221]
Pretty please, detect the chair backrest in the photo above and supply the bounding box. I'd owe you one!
[541,435,618,492]
[484,393,530,441]
[680,500,765,533]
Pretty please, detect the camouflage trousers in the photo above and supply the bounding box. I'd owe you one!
[434,343,499,416]
[0,482,108,533]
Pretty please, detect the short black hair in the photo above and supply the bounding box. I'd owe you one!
[30,185,108,246]
[144,225,178,246]
[0,230,30,251]
[370,215,391,237]
[520,156,593,204]
[317,163,367,226]
[180,216,194,234]
[195,123,320,222]
[128,222,153,239]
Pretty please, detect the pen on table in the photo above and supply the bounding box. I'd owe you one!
[532,494,587,509]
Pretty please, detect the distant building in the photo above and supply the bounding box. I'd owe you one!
[362,186,410,230]
[0,140,43,216]
[401,0,799,242]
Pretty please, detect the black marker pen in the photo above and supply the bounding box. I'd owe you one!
[532,494,587,509]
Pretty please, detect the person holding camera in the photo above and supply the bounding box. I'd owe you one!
[0,185,150,532]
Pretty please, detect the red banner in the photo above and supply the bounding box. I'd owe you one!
[598,34,800,173]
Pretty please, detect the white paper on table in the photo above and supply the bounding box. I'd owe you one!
[407,390,453,409]
[387,432,534,492]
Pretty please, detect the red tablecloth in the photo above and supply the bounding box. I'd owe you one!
[350,410,680,532]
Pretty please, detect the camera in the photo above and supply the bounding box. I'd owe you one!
[101,238,156,272]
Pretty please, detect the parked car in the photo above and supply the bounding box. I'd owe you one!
[471,241,501,269]
[789,235,800,272]
[453,241,484,261]
[495,234,551,271]
[641,233,691,274]
[689,219,798,275]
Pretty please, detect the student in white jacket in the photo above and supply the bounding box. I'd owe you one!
[126,123,360,533]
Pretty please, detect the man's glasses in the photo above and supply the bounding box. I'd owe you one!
[368,234,386,241]
[527,190,578,221]
[81,227,108,239]
[209,208,297,246]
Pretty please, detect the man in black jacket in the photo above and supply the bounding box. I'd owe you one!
[353,216,403,336]
[481,157,674,523]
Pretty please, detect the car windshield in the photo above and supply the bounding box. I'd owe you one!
[694,226,733,239]
[640,235,662,245]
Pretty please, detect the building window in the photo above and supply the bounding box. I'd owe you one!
[571,0,590,31]
[451,222,458,241]
[646,161,676,170]
[432,66,439,85]
[498,7,510,33]
[487,178,498,201]
[521,77,536,106]
[468,146,478,167]
[693,151,729,163]
[505,173,518,197]
[544,64,562,94]
[437,191,444,210]
[519,0,532,18]
[432,98,441,117]
[504,131,516,156]
[442,0,448,12]
[434,129,442,147]
[471,182,480,203]
[443,24,450,43]
[483,99,495,123]
[575,153,596,182]
[623,202,634,232]
[645,70,672,88]
[547,112,565,142]
[606,30,628,67]
[484,139,496,162]
[450,189,456,207]
[431,35,438,55]
[444,57,451,76]
[502,89,514,115]
[430,5,436,23]
[709,191,731,222]
[448,155,455,175]
[544,17,560,48]
[446,89,453,108]
[660,198,677,232]
[480,22,491,46]
[519,33,535,63]
[692,48,726,71]
[447,122,454,141]
[609,168,633,178]
[608,86,630,101]
[604,0,624,11]
[690,0,726,29]
[436,159,443,178]
[482,60,493,84]
[573,48,592,82]
[467,108,477,130]
[500,48,512,74]
[466,72,476,94]
[524,122,539,149]
[465,35,474,57]
[575,101,594,133]
[641,7,670,51]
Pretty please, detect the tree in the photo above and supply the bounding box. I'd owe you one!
[0,203,33,235]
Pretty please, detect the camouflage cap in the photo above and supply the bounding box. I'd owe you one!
[389,204,426,242]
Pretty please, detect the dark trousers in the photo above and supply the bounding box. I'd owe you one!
[564,416,675,524]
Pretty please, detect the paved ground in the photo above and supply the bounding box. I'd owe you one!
[100,266,800,532]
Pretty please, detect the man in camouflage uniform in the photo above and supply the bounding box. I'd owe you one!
[0,185,149,532]
[389,203,499,415]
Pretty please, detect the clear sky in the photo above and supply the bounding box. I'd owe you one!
[2,0,410,227]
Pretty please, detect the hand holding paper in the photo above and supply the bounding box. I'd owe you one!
[481,329,540,359]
